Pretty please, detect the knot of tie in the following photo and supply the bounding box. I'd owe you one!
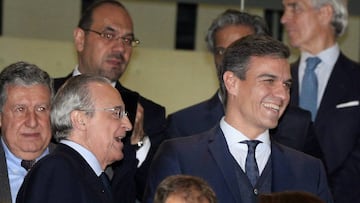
[300,57,321,121]
[305,57,321,72]
[21,159,36,171]
[240,140,262,187]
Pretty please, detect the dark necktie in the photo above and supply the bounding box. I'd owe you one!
[300,57,321,121]
[21,159,36,171]
[241,140,262,187]
[100,172,112,198]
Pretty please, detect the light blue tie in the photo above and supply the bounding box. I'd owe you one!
[300,57,321,121]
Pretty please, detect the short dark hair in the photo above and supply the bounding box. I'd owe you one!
[78,0,127,30]
[154,175,217,203]
[219,34,290,107]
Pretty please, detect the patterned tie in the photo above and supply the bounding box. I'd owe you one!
[300,57,321,121]
[241,140,262,187]
[100,172,112,199]
[21,160,36,171]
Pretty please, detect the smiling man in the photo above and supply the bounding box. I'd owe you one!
[144,35,332,203]
[16,75,132,203]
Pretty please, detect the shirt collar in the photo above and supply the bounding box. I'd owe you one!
[220,117,271,146]
[73,65,116,87]
[1,137,49,170]
[301,43,340,67]
[60,139,103,176]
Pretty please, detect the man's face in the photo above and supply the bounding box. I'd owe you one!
[281,0,327,53]
[76,4,134,82]
[214,24,254,68]
[85,82,132,167]
[225,56,291,136]
[0,85,51,160]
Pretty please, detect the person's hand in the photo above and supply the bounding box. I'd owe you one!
[130,102,145,146]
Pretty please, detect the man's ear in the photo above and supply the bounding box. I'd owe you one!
[223,71,238,96]
[70,110,87,130]
[319,3,334,26]
[74,28,86,52]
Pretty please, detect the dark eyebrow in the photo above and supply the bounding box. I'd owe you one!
[257,73,292,83]
[257,73,277,79]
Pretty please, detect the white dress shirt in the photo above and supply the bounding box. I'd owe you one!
[220,117,271,174]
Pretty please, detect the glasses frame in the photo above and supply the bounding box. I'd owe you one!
[82,28,140,47]
[82,105,128,120]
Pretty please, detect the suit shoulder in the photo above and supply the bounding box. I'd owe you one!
[169,99,210,119]
[120,84,165,111]
[163,127,217,148]
[53,74,72,92]
[274,142,321,163]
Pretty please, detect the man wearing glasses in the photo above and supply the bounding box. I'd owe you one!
[53,1,166,202]
[17,75,133,203]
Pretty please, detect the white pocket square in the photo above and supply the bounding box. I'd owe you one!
[336,100,359,108]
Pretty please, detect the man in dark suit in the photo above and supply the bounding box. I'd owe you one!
[0,62,54,203]
[17,75,133,202]
[53,1,166,201]
[166,10,321,157]
[281,0,360,202]
[144,35,333,203]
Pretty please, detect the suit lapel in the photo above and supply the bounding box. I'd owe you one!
[0,142,12,202]
[271,143,294,191]
[316,53,352,122]
[290,60,300,106]
[208,127,242,203]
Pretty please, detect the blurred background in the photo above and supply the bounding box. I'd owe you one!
[0,0,359,114]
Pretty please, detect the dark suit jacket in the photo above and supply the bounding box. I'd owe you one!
[16,144,113,203]
[166,92,322,158]
[0,140,56,203]
[54,74,166,201]
[144,126,333,203]
[290,53,360,203]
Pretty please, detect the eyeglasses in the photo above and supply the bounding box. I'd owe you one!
[82,28,140,47]
[214,47,226,56]
[83,106,128,120]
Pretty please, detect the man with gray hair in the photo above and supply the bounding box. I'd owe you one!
[281,1,360,202]
[0,61,54,203]
[17,75,132,203]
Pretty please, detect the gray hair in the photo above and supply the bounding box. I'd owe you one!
[311,0,348,37]
[205,9,270,53]
[219,34,290,107]
[0,61,54,111]
[51,74,111,141]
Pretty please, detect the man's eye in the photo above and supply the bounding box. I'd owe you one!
[15,106,25,112]
[36,106,48,112]
[122,38,133,45]
[284,82,292,89]
[102,33,115,40]
[264,79,275,83]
